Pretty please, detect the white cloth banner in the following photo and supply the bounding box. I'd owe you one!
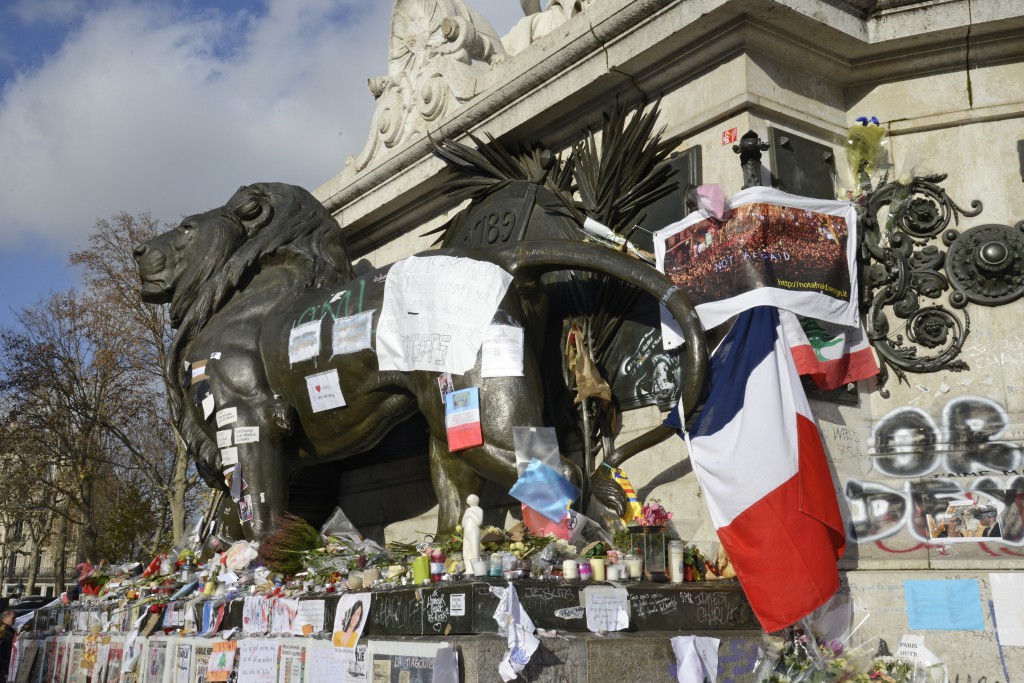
[375,256,513,374]
[655,186,858,345]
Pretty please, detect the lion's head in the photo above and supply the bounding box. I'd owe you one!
[135,182,356,486]
[136,182,355,328]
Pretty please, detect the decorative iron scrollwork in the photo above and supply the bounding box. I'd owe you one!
[859,173,984,394]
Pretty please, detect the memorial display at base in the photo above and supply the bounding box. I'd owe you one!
[17,75,1012,681]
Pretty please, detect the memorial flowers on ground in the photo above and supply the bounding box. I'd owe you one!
[756,628,944,683]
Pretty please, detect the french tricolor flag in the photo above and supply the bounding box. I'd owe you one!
[667,306,846,632]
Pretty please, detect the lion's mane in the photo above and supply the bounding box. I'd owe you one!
[166,182,356,486]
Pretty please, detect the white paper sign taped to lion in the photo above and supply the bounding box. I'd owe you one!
[375,256,513,373]
[288,320,321,364]
[331,311,374,356]
[306,369,346,412]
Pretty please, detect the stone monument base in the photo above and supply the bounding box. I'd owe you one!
[377,630,762,682]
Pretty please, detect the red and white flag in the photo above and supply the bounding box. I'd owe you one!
[666,306,846,632]
[780,310,879,391]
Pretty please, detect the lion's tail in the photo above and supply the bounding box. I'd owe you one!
[490,239,707,465]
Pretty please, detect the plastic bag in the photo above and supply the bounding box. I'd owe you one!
[839,116,889,199]
[320,506,363,543]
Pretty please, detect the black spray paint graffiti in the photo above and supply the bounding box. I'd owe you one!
[869,397,1023,477]
[845,397,1024,544]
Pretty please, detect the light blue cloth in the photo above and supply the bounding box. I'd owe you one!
[508,458,581,523]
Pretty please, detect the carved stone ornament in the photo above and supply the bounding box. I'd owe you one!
[346,0,506,173]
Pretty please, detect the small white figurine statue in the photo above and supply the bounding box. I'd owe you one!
[461,494,484,575]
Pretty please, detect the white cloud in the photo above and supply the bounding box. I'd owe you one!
[0,0,528,249]
[9,0,93,24]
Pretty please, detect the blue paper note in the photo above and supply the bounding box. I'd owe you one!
[904,579,985,630]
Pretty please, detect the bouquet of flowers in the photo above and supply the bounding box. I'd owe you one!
[757,629,943,683]
[639,499,672,527]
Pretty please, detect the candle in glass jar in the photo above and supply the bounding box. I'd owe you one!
[668,541,684,583]
[562,559,579,579]
[590,557,606,582]
[489,553,503,577]
[626,555,643,579]
[605,563,620,581]
[578,561,592,581]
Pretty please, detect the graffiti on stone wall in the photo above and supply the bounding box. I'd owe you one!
[845,397,1024,546]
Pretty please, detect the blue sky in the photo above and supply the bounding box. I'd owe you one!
[0,0,524,328]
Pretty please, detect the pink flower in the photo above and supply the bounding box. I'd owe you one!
[640,500,673,527]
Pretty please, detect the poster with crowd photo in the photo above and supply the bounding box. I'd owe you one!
[655,186,858,346]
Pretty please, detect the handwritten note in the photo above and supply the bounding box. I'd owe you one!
[376,256,513,373]
[216,407,238,427]
[237,640,279,683]
[290,600,325,636]
[584,586,630,632]
[306,643,344,683]
[216,430,232,448]
[904,579,985,630]
[220,447,239,466]
[305,370,346,413]
[234,427,260,444]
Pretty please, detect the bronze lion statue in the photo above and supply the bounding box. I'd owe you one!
[135,182,705,540]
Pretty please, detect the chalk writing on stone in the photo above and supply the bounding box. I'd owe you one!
[425,591,448,632]
[630,593,679,619]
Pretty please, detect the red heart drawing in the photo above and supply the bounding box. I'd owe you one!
[315,385,322,392]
